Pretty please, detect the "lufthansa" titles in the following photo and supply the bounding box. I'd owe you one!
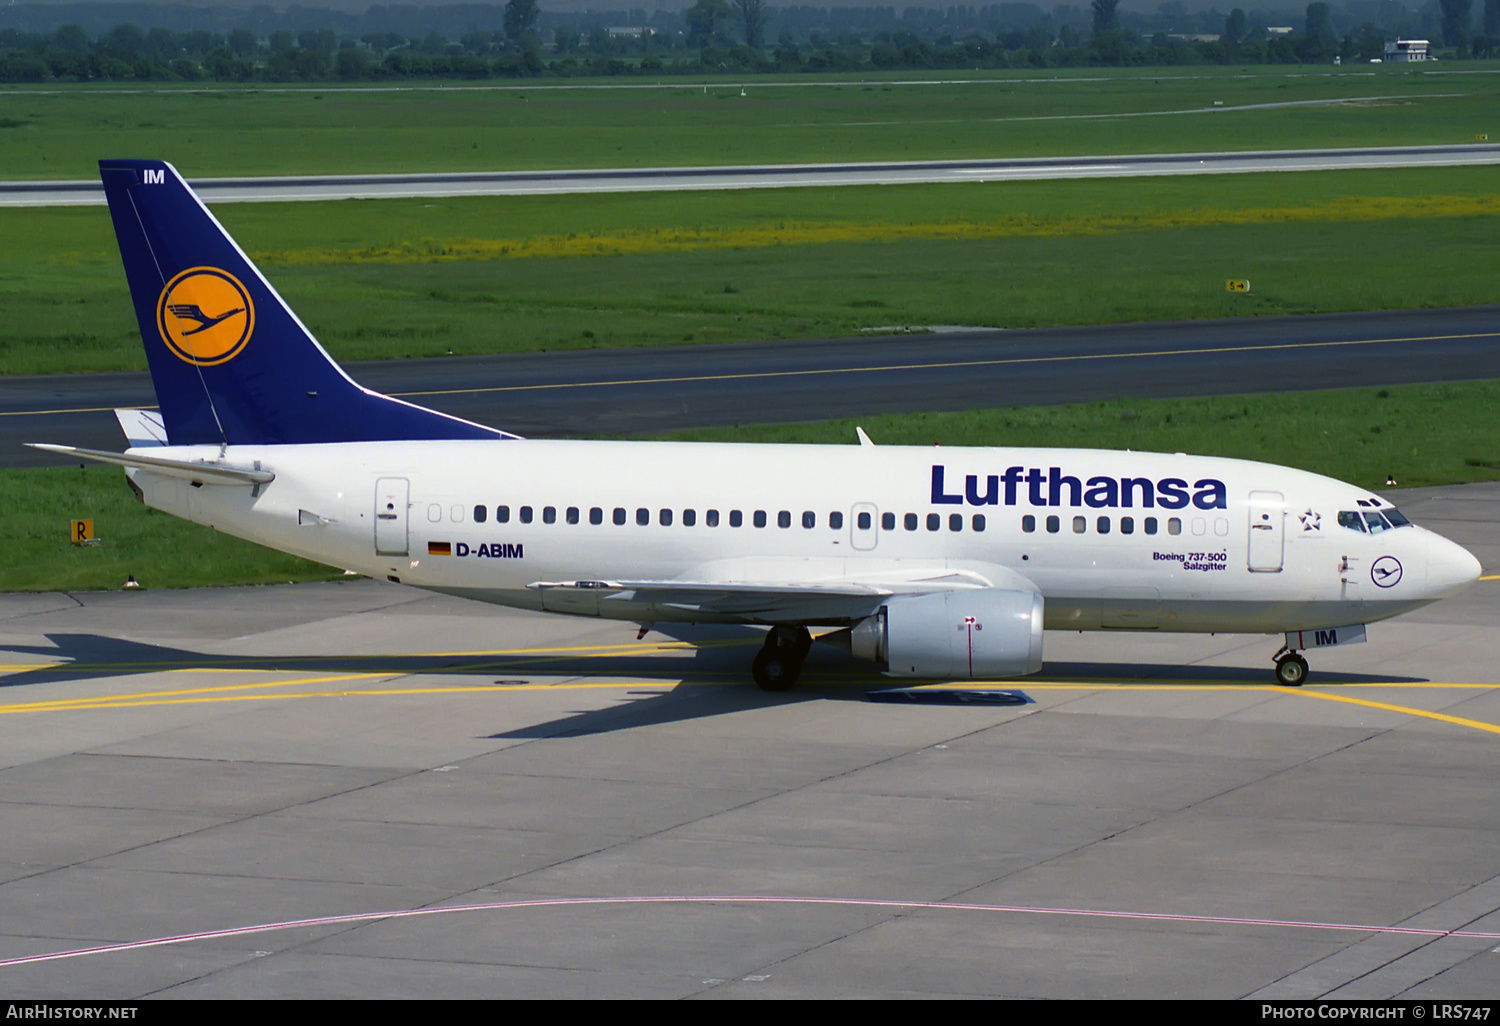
[931,465,1228,510]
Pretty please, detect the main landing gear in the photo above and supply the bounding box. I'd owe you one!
[1272,646,1310,687]
[752,626,813,692]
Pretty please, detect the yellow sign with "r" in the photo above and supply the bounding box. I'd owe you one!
[71,519,94,543]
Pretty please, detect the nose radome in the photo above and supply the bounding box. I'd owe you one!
[1426,532,1483,596]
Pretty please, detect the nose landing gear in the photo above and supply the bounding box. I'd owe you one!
[1272,647,1309,687]
[752,626,813,692]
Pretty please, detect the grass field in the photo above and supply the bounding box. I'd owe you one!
[5,165,1498,374]
[4,69,1495,593]
[6,379,1499,592]
[0,65,1495,179]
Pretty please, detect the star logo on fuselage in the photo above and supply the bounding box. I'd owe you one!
[1299,510,1322,532]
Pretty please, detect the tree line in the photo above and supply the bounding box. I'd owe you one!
[1,0,1496,83]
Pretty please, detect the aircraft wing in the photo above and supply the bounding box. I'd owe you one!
[529,566,1023,624]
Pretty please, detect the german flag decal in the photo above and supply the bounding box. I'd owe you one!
[428,541,452,556]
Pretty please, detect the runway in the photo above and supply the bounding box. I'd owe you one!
[5,144,1499,206]
[6,306,1499,466]
[0,482,1496,998]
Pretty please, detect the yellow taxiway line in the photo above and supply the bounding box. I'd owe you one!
[1,668,1496,736]
[1284,688,1500,736]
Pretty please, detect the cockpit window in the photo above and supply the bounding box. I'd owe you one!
[1363,511,1390,534]
[1384,508,1412,527]
[1338,511,1366,533]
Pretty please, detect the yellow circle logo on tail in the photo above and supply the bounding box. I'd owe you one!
[156,267,254,366]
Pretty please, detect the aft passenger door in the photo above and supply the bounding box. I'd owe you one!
[375,477,410,556]
[1247,490,1284,572]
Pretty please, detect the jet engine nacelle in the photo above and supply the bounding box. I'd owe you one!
[851,589,1044,678]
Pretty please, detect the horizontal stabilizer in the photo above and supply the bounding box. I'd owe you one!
[26,444,274,486]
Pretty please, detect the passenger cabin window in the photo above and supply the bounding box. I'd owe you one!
[1046,515,1060,534]
[590,507,603,525]
[949,514,963,532]
[519,506,533,524]
[904,513,918,531]
[636,508,649,526]
[566,507,579,525]
[542,506,556,524]
[474,505,487,524]
[1121,516,1134,535]
[613,507,626,525]
[829,511,843,530]
[1168,517,1182,535]
[926,513,940,532]
[730,510,743,527]
[1072,516,1086,534]
[497,505,511,524]
[802,511,816,529]
[857,512,871,530]
[660,508,673,527]
[1097,516,1110,535]
[754,511,767,528]
[778,511,791,529]
[882,512,896,531]
[972,514,985,532]
[683,509,697,527]
[1022,515,1036,533]
[707,509,720,527]
[1144,517,1157,535]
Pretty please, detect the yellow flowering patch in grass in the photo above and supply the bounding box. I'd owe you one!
[253,193,1500,267]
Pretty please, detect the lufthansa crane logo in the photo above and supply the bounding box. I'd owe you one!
[1371,556,1403,588]
[156,267,254,366]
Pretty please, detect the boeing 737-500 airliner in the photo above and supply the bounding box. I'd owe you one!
[30,161,1482,690]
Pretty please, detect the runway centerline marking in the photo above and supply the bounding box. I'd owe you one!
[4,330,1496,418]
[3,893,1497,969]
[385,330,1500,401]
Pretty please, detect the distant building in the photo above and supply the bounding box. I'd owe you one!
[1170,33,1222,42]
[1266,26,1294,35]
[1384,39,1429,61]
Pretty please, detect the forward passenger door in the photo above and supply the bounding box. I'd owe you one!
[1247,491,1284,572]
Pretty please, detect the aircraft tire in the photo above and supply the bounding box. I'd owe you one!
[752,648,801,691]
[1275,652,1309,687]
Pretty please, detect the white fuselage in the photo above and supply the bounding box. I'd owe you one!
[125,438,1480,637]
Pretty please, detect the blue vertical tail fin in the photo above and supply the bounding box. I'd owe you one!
[99,159,516,446]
